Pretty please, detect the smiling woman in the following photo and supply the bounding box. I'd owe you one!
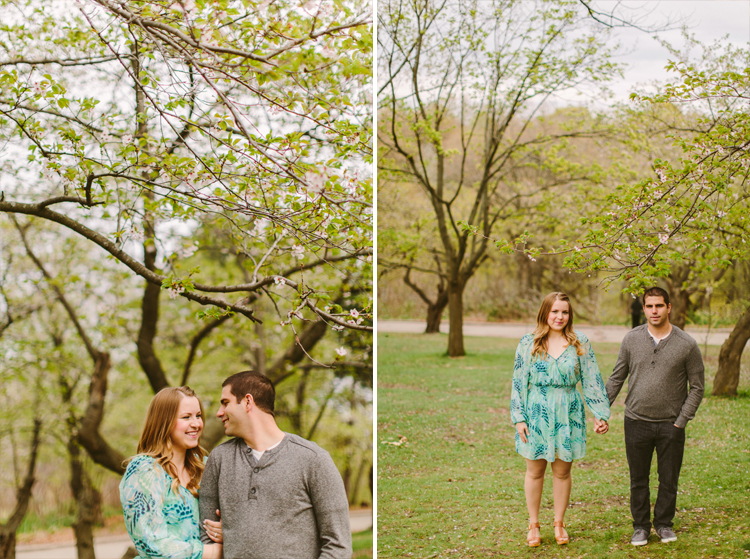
[511,292,611,547]
[119,386,224,559]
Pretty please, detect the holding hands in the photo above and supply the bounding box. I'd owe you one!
[594,418,609,434]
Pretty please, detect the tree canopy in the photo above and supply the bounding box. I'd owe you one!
[0,1,373,554]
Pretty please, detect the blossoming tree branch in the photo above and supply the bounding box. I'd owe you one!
[0,0,373,341]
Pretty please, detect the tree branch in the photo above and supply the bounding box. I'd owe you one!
[0,198,260,321]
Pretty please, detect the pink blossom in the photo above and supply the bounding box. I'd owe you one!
[305,171,326,193]
[291,244,305,259]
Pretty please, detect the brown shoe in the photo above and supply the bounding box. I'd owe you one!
[527,522,541,547]
[553,521,569,545]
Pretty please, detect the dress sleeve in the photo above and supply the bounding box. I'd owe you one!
[510,336,531,424]
[577,334,611,421]
[120,456,203,559]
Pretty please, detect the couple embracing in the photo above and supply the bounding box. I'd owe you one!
[120,370,352,559]
[511,288,705,547]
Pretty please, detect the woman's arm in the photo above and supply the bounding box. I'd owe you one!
[578,336,611,423]
[120,456,204,559]
[202,543,222,559]
[510,336,531,426]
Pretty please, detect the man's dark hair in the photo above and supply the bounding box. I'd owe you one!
[643,286,670,306]
[222,371,275,416]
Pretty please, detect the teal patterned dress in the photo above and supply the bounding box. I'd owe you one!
[510,332,611,462]
[120,455,203,559]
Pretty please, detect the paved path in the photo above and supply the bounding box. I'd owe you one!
[15,509,373,559]
[378,319,735,346]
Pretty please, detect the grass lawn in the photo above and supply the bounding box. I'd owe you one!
[353,528,373,558]
[377,332,750,558]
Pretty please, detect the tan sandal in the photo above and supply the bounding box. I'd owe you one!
[553,521,569,545]
[527,522,541,547]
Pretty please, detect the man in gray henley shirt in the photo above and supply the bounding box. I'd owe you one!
[606,287,704,547]
[199,370,352,559]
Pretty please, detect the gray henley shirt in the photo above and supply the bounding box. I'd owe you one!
[199,433,352,559]
[605,324,704,428]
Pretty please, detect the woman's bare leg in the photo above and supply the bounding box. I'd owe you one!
[551,459,572,539]
[525,459,548,540]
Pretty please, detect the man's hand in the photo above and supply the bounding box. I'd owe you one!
[594,418,609,434]
[515,422,529,443]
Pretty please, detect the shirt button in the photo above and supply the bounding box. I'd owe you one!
[250,487,257,494]
[253,467,259,473]
[651,361,655,365]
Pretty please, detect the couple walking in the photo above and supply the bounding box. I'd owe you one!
[511,288,705,547]
[119,370,352,559]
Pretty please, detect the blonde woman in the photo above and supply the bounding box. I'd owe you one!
[510,293,611,547]
[120,387,223,559]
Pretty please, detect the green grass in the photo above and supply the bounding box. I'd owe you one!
[377,333,750,558]
[352,528,373,558]
[16,510,77,535]
[14,504,127,535]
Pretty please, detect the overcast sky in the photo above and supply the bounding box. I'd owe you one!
[595,0,750,103]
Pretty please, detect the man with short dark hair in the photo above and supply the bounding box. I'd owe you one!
[606,287,704,546]
[199,370,352,559]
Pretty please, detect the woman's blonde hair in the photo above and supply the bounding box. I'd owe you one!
[136,386,206,498]
[531,292,584,359]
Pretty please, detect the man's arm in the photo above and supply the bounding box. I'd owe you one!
[199,452,221,545]
[675,343,705,428]
[309,452,352,559]
[605,340,630,405]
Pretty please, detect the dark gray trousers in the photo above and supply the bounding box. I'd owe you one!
[624,417,685,531]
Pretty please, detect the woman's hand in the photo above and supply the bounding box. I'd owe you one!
[515,422,529,443]
[204,509,223,543]
[594,418,609,434]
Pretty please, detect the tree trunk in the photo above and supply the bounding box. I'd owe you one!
[425,289,448,334]
[254,322,267,375]
[78,352,126,475]
[350,457,369,506]
[0,419,42,559]
[402,270,447,334]
[137,256,169,393]
[290,370,310,434]
[342,463,352,501]
[69,437,100,559]
[713,303,750,396]
[267,320,328,383]
[201,416,226,452]
[0,530,17,559]
[669,288,691,330]
[447,280,465,357]
[664,265,693,330]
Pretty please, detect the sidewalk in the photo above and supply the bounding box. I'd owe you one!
[378,319,734,346]
[15,509,373,559]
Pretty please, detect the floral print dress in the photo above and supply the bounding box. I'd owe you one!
[510,332,611,462]
[120,455,204,559]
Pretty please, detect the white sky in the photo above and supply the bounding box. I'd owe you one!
[600,0,750,102]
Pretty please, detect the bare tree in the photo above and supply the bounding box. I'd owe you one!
[378,0,620,355]
[0,419,41,559]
